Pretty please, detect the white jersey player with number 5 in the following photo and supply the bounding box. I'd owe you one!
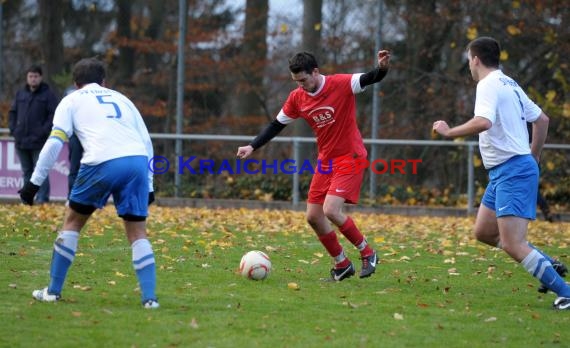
[53,84,153,167]
[19,58,159,309]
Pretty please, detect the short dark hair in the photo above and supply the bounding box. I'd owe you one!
[26,65,43,75]
[288,52,319,74]
[72,58,106,87]
[467,36,501,68]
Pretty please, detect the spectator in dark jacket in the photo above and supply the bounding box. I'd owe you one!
[8,65,59,203]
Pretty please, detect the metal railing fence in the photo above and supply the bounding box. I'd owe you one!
[148,133,570,215]
[2,128,568,214]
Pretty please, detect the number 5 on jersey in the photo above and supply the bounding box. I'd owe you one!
[96,95,122,119]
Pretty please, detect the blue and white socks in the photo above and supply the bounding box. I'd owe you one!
[48,230,79,295]
[46,232,157,303]
[526,241,556,264]
[521,249,570,297]
[132,238,157,302]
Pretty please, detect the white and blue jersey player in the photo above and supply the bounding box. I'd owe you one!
[433,37,569,310]
[19,58,159,309]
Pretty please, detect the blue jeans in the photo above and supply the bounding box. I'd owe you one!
[16,148,50,203]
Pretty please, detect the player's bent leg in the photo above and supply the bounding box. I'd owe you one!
[125,220,159,308]
[324,196,378,278]
[122,214,147,239]
[504,215,570,300]
[33,205,89,302]
[306,203,332,235]
[47,230,79,296]
[322,194,346,226]
[522,248,570,302]
[539,260,568,294]
[528,241,569,293]
[336,216,377,278]
[307,203,354,281]
[473,204,500,247]
[65,202,93,230]
[497,216,532,262]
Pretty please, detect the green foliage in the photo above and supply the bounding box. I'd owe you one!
[173,173,312,201]
[51,71,74,94]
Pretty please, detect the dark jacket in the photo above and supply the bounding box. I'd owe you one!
[8,82,59,150]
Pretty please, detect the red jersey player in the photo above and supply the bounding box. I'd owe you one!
[237,50,390,281]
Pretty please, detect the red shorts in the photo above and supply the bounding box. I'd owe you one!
[307,161,365,204]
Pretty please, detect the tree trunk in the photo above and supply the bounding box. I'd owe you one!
[295,0,323,161]
[116,0,134,82]
[38,0,64,94]
[302,0,322,56]
[235,0,268,119]
[145,0,165,71]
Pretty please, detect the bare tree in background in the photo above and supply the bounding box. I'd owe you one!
[235,0,269,119]
[302,0,323,56]
[0,0,568,205]
[295,0,323,161]
[38,0,64,93]
[144,0,166,72]
[116,0,134,82]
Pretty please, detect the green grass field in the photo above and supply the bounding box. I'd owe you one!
[1,204,568,348]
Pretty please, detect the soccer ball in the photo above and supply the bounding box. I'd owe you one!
[239,250,271,280]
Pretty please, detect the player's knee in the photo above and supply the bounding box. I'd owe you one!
[473,226,500,247]
[473,226,484,241]
[473,226,488,243]
[499,241,526,262]
[306,212,319,226]
[322,206,341,222]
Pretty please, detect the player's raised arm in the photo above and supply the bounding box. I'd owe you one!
[359,50,391,88]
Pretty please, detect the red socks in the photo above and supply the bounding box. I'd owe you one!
[339,216,373,257]
[318,231,350,268]
[318,217,373,268]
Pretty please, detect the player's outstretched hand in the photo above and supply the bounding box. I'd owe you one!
[377,50,391,70]
[236,145,254,159]
[18,182,40,205]
[148,191,155,206]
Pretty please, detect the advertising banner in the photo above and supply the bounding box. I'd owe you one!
[0,138,69,200]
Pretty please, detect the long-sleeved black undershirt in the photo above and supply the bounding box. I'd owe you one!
[250,66,388,150]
